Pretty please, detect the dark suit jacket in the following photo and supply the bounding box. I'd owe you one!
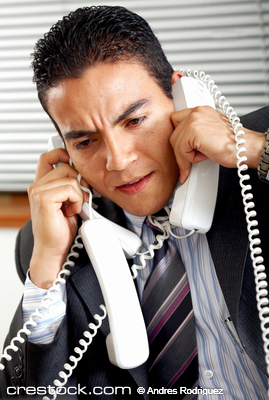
[1,106,269,399]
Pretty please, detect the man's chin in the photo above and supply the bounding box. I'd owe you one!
[122,202,168,218]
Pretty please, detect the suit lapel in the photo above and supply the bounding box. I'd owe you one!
[70,260,110,337]
[206,165,248,328]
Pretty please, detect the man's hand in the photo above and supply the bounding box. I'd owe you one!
[170,106,266,183]
[28,148,88,289]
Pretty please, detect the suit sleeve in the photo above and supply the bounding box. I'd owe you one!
[0,220,32,394]
[0,219,76,397]
[240,105,269,272]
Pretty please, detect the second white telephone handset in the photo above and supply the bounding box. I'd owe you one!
[170,77,219,234]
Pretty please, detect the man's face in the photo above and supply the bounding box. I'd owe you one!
[46,62,179,217]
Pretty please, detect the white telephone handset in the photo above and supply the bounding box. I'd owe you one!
[81,219,149,369]
[170,77,219,234]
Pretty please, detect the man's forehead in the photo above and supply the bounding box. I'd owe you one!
[47,61,151,98]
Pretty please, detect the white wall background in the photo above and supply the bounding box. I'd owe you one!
[0,228,23,352]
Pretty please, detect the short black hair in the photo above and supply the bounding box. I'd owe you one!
[32,5,174,114]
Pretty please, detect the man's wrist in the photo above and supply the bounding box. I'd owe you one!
[257,129,269,183]
[29,253,63,289]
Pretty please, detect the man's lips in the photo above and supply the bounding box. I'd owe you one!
[116,173,153,194]
[118,176,145,187]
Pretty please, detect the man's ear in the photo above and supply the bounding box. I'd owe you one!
[172,71,183,85]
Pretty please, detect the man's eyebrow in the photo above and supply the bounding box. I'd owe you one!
[114,99,149,125]
[64,129,94,141]
[63,99,150,141]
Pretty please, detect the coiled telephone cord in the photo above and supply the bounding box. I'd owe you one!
[183,69,269,389]
[42,305,107,400]
[131,207,195,279]
[0,234,93,368]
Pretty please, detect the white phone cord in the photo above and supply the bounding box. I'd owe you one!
[182,69,269,390]
[131,206,195,279]
[0,232,105,366]
[42,305,107,400]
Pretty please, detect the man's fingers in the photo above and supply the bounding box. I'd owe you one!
[172,151,191,184]
[35,148,70,180]
[31,182,84,216]
[171,108,193,128]
[35,149,90,198]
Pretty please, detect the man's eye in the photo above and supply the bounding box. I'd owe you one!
[127,116,145,126]
[76,139,93,150]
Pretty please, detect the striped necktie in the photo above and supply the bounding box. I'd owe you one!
[142,220,198,398]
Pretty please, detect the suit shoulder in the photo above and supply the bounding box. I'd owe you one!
[240,106,269,132]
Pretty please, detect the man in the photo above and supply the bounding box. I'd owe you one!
[1,5,269,399]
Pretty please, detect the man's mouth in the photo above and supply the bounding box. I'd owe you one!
[116,173,153,194]
[123,177,144,187]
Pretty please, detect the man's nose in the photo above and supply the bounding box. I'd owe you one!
[105,133,138,171]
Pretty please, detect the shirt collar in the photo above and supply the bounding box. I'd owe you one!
[123,179,181,237]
